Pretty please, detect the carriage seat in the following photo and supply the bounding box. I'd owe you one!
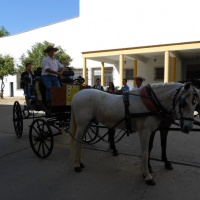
[61,70,74,84]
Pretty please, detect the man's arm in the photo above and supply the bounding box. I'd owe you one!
[57,60,64,74]
[45,68,62,76]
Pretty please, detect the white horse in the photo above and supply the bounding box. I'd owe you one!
[69,82,198,185]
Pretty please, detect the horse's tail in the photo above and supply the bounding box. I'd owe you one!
[69,107,76,160]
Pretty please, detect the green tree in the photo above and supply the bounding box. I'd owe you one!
[0,26,10,37]
[19,41,72,72]
[0,54,16,98]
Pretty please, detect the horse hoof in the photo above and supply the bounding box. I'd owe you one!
[80,163,85,168]
[165,163,173,170]
[113,150,118,156]
[146,179,156,185]
[74,167,82,172]
[148,167,153,173]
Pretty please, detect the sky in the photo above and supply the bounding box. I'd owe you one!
[1,0,79,35]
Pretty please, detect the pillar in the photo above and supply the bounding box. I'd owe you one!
[119,54,124,87]
[172,57,176,82]
[83,57,87,84]
[164,51,170,83]
[101,62,105,86]
[133,60,137,86]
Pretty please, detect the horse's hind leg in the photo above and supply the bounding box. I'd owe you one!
[73,127,86,172]
[160,129,173,170]
[108,128,118,156]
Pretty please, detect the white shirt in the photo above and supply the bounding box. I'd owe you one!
[42,56,64,76]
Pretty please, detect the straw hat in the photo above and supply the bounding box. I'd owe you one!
[133,75,146,81]
[44,45,58,53]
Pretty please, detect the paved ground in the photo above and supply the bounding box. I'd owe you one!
[0,96,24,105]
[0,98,200,200]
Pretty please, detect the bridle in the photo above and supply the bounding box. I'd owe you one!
[145,84,198,125]
[172,86,198,123]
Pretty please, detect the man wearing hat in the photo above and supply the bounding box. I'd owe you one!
[133,75,146,89]
[42,45,64,104]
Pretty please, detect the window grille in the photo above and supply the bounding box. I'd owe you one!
[154,67,164,80]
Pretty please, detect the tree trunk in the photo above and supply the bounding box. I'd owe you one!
[0,76,5,99]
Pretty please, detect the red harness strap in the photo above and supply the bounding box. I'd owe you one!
[139,86,158,112]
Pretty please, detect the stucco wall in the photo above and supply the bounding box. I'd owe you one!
[0,0,199,96]
[80,0,200,52]
[0,17,82,96]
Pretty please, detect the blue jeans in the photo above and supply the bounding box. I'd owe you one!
[42,75,60,101]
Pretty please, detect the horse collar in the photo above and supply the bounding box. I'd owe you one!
[139,86,158,112]
[140,85,174,122]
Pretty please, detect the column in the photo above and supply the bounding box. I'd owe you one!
[119,54,124,87]
[172,57,176,82]
[164,51,170,83]
[133,60,137,86]
[101,62,105,86]
[83,57,87,84]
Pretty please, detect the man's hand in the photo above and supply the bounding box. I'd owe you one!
[56,71,62,76]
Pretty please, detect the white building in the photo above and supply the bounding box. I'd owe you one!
[1,0,200,96]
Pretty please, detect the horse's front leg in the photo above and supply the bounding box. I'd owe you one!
[160,129,173,170]
[139,131,156,185]
[148,130,157,173]
[108,128,118,156]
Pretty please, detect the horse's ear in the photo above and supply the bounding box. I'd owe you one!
[184,82,191,91]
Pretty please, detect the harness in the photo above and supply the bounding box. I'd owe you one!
[122,84,197,133]
[122,88,158,135]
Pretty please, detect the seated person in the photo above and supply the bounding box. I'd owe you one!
[21,63,35,99]
[61,67,74,84]
[132,75,145,89]
[93,78,104,91]
[34,67,42,78]
[107,82,116,93]
[121,79,129,92]
[41,46,64,105]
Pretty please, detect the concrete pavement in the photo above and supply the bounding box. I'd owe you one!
[0,103,200,200]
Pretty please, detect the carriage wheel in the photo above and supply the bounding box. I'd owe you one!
[29,119,54,158]
[113,129,128,143]
[84,123,99,143]
[13,101,23,138]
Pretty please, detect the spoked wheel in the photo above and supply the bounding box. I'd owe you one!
[29,119,54,158]
[13,101,23,138]
[113,129,128,143]
[84,123,99,143]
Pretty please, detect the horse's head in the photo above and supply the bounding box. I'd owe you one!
[173,82,198,133]
[193,88,200,112]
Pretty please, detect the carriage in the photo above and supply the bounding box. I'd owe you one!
[12,70,128,159]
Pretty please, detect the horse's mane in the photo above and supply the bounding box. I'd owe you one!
[150,82,183,89]
[129,82,183,95]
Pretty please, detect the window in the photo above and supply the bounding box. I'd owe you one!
[73,68,88,80]
[125,69,133,80]
[186,64,200,79]
[93,67,113,86]
[154,67,164,80]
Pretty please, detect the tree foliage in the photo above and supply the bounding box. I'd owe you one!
[0,26,10,37]
[18,41,72,72]
[0,54,16,76]
[0,54,15,98]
